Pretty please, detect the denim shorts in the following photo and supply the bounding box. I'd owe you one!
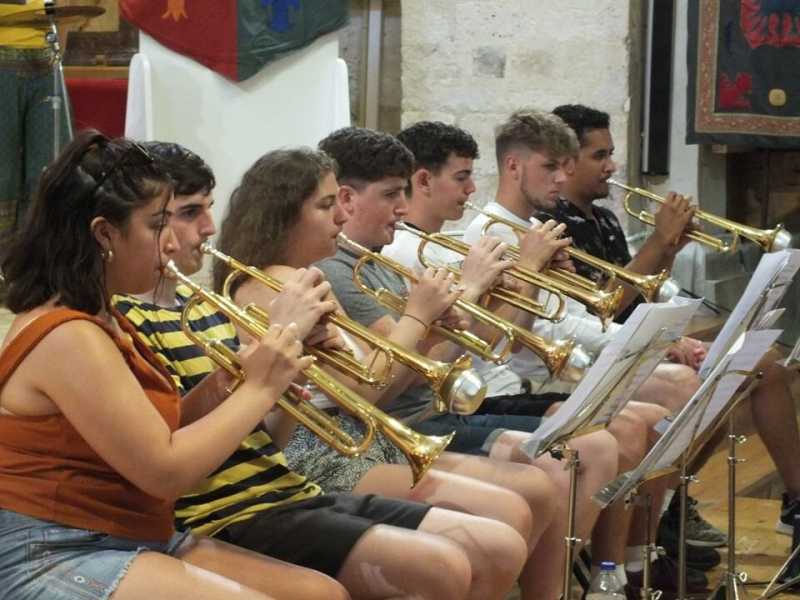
[0,509,191,600]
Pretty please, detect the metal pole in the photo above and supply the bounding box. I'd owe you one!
[561,445,581,600]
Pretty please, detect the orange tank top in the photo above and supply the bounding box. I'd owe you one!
[0,308,180,541]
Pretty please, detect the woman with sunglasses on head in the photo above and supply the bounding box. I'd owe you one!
[0,130,350,600]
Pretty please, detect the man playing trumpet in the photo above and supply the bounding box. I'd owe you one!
[547,103,800,544]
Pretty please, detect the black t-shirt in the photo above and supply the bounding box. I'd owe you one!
[537,197,641,323]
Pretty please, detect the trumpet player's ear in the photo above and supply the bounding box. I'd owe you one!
[411,168,433,197]
[502,151,522,180]
[336,183,357,218]
[90,216,116,256]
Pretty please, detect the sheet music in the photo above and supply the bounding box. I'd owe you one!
[520,299,701,458]
[784,335,800,368]
[700,250,800,378]
[594,329,781,507]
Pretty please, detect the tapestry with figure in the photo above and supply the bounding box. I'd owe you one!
[687,0,800,147]
[120,0,348,81]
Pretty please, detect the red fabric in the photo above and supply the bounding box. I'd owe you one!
[65,78,128,138]
[121,0,238,80]
[718,72,753,109]
[0,309,180,542]
[741,0,800,49]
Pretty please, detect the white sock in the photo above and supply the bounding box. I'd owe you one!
[661,489,676,514]
[625,545,646,572]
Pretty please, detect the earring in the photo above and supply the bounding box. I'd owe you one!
[102,248,115,263]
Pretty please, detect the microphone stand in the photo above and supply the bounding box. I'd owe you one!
[43,0,73,159]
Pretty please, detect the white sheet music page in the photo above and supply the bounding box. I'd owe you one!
[654,328,780,471]
[700,250,800,379]
[519,299,701,458]
[594,329,780,507]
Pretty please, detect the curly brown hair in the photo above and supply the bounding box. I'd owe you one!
[213,147,337,295]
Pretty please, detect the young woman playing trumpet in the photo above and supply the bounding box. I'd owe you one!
[0,131,345,600]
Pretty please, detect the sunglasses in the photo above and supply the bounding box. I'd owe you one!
[88,141,154,198]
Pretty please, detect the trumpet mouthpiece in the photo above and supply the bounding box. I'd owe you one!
[200,241,215,254]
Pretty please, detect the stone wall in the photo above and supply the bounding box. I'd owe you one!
[338,0,402,131]
[400,1,640,227]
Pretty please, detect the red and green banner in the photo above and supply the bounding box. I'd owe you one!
[121,0,348,82]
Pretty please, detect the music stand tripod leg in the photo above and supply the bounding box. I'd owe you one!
[553,444,582,600]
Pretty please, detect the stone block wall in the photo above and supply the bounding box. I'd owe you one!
[401,1,640,227]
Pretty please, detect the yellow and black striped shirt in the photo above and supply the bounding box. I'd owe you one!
[114,287,321,536]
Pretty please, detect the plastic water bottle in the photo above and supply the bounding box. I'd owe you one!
[586,561,625,599]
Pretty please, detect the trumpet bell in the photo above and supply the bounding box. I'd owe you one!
[769,227,793,252]
[436,354,487,415]
[657,278,682,303]
[559,344,593,383]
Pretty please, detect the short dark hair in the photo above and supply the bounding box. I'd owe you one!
[143,141,216,196]
[397,121,479,172]
[495,109,578,169]
[2,130,171,315]
[214,147,337,295]
[318,126,413,187]
[551,104,610,146]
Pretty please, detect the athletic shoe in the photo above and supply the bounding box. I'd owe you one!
[777,492,800,536]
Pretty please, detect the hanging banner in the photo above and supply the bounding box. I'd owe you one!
[687,0,800,147]
[121,0,348,82]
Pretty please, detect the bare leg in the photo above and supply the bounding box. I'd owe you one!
[751,350,800,497]
[488,429,619,600]
[592,408,649,567]
[635,363,701,413]
[111,535,348,600]
[354,464,537,546]
[356,456,557,599]
[338,508,527,600]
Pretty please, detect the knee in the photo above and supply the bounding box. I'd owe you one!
[467,520,528,592]
[415,538,473,600]
[510,467,557,538]
[607,410,647,470]
[673,364,702,398]
[582,430,619,480]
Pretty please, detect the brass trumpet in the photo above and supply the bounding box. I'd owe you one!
[203,242,392,389]
[204,242,486,417]
[392,224,593,380]
[338,233,495,413]
[394,223,567,322]
[466,201,680,303]
[165,260,454,487]
[608,179,793,254]
[395,219,621,331]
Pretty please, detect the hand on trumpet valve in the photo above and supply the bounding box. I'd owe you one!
[238,322,314,403]
[405,267,464,327]
[653,191,696,250]
[305,322,347,351]
[264,266,338,340]
[549,248,576,273]
[460,236,514,300]
[517,219,572,272]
